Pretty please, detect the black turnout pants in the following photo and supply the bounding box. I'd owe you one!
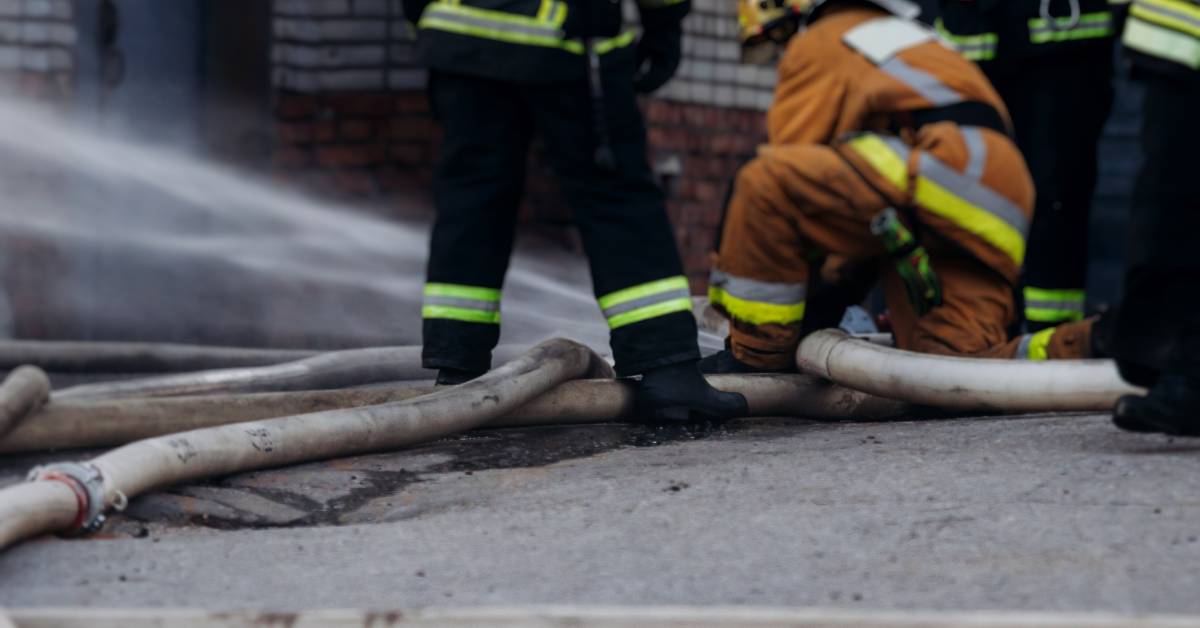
[1107,74,1200,387]
[991,60,1115,331]
[422,71,700,377]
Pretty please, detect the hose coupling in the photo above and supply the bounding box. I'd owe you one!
[27,462,124,535]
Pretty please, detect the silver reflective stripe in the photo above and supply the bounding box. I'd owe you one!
[1026,299,1086,313]
[961,127,987,181]
[917,153,1030,237]
[423,295,502,312]
[423,4,565,39]
[709,270,807,304]
[879,135,914,163]
[878,57,963,106]
[1016,334,1034,360]
[1133,0,1200,29]
[601,288,691,319]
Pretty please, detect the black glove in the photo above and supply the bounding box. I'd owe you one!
[633,22,683,94]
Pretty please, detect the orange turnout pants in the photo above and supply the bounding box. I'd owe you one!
[710,137,1094,371]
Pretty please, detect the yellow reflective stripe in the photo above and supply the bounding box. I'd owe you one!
[599,276,690,309]
[847,135,1027,266]
[1024,287,1086,303]
[1025,286,1086,323]
[560,30,638,54]
[914,176,1026,265]
[1026,308,1085,323]
[420,2,634,55]
[1018,328,1057,361]
[607,298,693,329]
[420,16,565,49]
[934,18,999,60]
[709,286,806,326]
[1135,0,1200,36]
[599,276,693,329]
[934,18,998,45]
[846,135,910,190]
[1029,11,1116,43]
[1124,15,1200,67]
[424,283,501,302]
[422,305,502,324]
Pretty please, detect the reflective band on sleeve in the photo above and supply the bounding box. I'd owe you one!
[847,134,1028,265]
[1029,11,1116,43]
[423,283,501,324]
[419,1,634,54]
[1016,328,1057,361]
[878,57,964,106]
[1132,0,1200,38]
[934,18,999,61]
[598,276,694,330]
[1024,287,1086,323]
[708,270,807,326]
[1124,14,1200,67]
[961,127,987,181]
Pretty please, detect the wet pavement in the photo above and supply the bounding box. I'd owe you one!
[2,413,1200,613]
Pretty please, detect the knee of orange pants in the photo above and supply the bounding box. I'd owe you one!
[885,253,1016,358]
[715,152,887,370]
[885,251,1094,360]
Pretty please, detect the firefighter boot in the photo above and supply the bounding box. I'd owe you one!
[636,360,749,423]
[1113,329,1200,436]
[698,349,759,375]
[698,339,797,375]
[436,367,486,386]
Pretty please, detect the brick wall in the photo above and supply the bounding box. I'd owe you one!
[0,0,76,100]
[271,0,435,202]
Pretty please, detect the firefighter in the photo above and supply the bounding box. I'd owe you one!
[1107,0,1200,435]
[935,0,1124,333]
[702,0,1097,375]
[403,0,748,421]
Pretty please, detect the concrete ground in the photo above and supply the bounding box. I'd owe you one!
[1,412,1199,614]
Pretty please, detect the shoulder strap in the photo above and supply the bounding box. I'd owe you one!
[843,17,938,65]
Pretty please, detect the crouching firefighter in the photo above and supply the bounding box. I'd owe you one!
[403,0,748,421]
[703,0,1098,374]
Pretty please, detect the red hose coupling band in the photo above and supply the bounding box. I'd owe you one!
[27,462,111,535]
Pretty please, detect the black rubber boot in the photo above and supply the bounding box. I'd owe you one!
[1113,371,1200,436]
[698,349,762,375]
[1113,322,1200,436]
[635,359,749,423]
[436,367,486,386]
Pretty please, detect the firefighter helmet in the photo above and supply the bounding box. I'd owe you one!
[738,0,921,62]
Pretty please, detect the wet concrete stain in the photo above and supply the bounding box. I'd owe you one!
[106,420,737,532]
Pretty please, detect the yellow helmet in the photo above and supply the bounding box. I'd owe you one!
[738,0,810,62]
[738,0,922,62]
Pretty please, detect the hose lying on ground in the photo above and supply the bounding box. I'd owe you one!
[1,373,908,453]
[51,345,527,402]
[796,329,1144,412]
[0,340,318,373]
[0,366,50,442]
[0,339,613,551]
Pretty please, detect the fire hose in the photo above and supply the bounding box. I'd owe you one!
[796,329,1143,412]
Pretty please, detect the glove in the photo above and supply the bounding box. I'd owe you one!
[633,22,683,94]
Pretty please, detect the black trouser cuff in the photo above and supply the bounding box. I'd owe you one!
[615,350,701,378]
